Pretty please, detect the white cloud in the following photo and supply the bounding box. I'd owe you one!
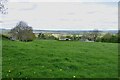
[2,2,118,30]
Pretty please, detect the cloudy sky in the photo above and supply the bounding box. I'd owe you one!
[1,0,119,30]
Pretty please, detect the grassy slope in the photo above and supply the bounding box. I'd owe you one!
[2,40,118,78]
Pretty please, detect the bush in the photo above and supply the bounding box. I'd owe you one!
[100,33,118,43]
[38,33,56,40]
[2,34,10,40]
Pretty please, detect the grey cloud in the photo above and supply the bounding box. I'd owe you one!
[87,11,96,14]
[59,18,82,21]
[67,12,75,15]
[20,4,37,11]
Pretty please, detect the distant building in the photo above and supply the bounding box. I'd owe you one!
[59,38,71,41]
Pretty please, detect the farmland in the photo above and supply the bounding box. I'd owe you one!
[2,39,118,78]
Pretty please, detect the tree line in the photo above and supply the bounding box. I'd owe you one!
[4,21,120,43]
[96,32,120,43]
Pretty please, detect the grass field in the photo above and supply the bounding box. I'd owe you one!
[2,39,118,78]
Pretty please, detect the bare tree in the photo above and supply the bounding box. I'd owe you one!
[10,21,35,41]
[0,0,8,14]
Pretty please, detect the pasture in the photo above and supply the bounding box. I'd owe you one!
[2,39,118,78]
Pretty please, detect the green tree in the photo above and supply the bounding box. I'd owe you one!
[101,33,112,42]
[118,30,120,43]
[101,33,118,43]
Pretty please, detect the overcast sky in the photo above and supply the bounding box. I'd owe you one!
[1,0,119,30]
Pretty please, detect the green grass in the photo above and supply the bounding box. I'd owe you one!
[0,36,2,79]
[2,39,118,78]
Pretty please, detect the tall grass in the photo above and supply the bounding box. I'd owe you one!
[2,40,118,78]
